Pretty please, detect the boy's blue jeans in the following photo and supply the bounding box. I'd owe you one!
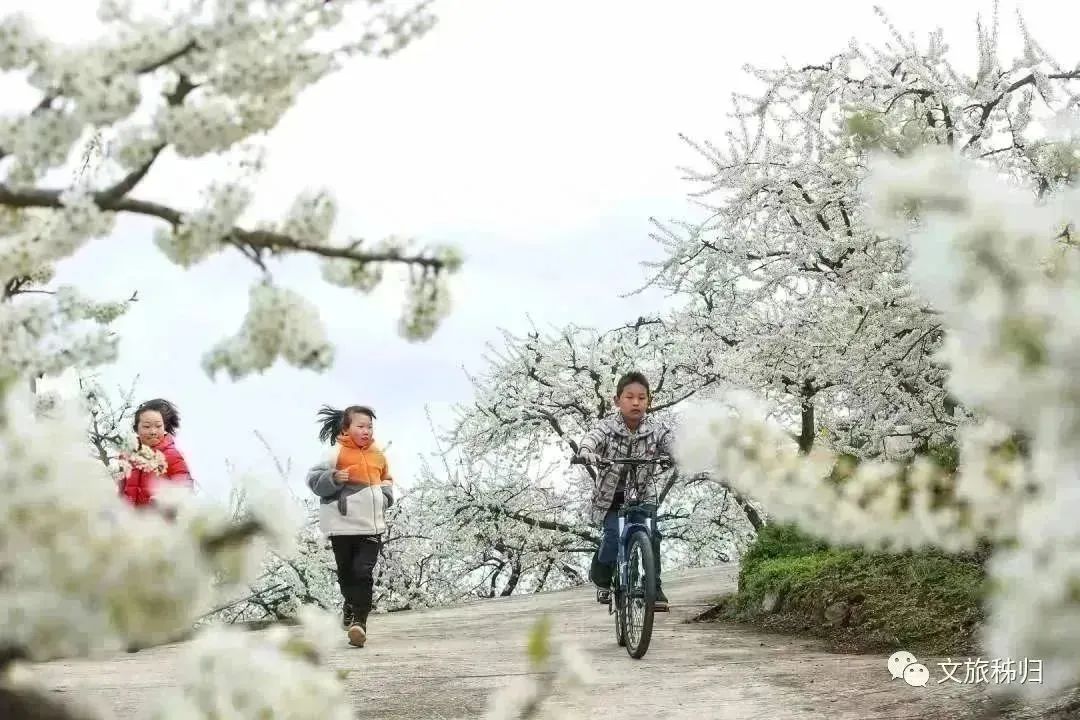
[590,507,663,589]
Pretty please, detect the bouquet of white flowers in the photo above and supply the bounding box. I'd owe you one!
[115,434,168,477]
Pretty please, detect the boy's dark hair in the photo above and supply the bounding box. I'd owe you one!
[133,398,181,434]
[615,371,651,398]
[317,404,377,445]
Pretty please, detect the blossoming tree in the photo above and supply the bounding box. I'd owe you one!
[669,5,1080,703]
[645,6,1078,462]
[444,317,762,573]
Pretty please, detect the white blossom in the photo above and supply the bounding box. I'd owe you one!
[148,609,353,720]
[0,289,123,385]
[674,145,1080,698]
[154,183,253,267]
[0,14,45,70]
[0,190,116,276]
[399,272,452,340]
[279,190,338,246]
[0,397,301,660]
[202,281,335,380]
[1,0,459,378]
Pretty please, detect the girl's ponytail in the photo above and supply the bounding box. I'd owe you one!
[316,405,345,445]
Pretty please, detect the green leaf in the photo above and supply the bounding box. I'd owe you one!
[526,615,553,667]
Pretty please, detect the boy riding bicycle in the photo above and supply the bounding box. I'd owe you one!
[576,371,674,612]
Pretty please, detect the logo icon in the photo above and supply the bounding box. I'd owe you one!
[888,650,928,687]
[904,662,930,687]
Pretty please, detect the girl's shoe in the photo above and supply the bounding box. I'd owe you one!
[347,621,367,648]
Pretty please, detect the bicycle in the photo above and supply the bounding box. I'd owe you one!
[570,454,673,659]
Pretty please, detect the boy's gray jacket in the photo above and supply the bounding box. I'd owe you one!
[306,448,394,536]
[578,412,674,525]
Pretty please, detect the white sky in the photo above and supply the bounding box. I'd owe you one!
[9,0,1073,501]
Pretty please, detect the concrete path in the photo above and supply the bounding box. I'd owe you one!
[34,565,1025,719]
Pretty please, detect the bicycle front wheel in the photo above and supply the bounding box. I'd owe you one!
[621,529,656,659]
[613,582,626,647]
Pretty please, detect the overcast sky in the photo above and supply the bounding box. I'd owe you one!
[11,0,1073,501]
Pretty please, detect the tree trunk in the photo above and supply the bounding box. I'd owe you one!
[534,558,555,593]
[798,395,815,454]
[736,495,765,532]
[500,558,523,597]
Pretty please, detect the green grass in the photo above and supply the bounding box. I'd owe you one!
[714,523,988,655]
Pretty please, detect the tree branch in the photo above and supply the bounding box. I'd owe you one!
[474,502,600,545]
[0,184,452,272]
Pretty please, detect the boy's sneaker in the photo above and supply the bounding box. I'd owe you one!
[596,587,610,604]
[342,603,356,630]
[347,622,367,648]
[654,587,670,612]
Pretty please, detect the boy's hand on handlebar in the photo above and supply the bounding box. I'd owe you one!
[334,469,350,483]
[573,450,601,466]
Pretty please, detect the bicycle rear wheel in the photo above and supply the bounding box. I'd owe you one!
[621,529,656,659]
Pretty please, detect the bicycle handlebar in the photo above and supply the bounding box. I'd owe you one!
[570,455,674,469]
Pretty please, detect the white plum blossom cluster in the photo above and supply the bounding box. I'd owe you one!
[0,388,299,661]
[32,389,61,418]
[0,287,125,385]
[320,248,385,293]
[117,438,169,477]
[202,281,335,380]
[322,237,463,340]
[674,391,1025,554]
[148,607,353,720]
[154,183,253,268]
[52,285,130,325]
[2,1,433,179]
[399,270,454,341]
[1,0,461,383]
[280,190,338,246]
[0,190,116,276]
[106,431,146,480]
[675,145,1080,699]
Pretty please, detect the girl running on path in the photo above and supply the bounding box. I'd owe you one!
[306,404,395,648]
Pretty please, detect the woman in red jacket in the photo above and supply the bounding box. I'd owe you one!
[119,398,193,511]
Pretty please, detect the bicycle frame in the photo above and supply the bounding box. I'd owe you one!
[611,499,655,609]
[608,461,660,620]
